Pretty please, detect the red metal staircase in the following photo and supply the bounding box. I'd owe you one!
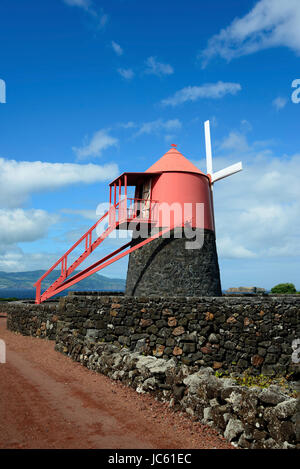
[34,196,172,303]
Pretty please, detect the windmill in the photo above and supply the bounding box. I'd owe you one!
[35,120,243,303]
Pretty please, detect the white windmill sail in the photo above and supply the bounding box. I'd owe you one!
[204,120,242,183]
[211,162,243,183]
[204,120,213,176]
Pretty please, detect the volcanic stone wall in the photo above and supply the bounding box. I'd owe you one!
[126,229,222,297]
[55,293,300,377]
[58,341,299,449]
[3,294,300,449]
[5,301,59,340]
[3,295,299,376]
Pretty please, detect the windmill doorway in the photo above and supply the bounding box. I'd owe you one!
[140,179,151,219]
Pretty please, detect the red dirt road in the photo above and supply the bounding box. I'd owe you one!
[0,317,232,449]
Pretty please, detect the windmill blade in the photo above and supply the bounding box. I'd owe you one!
[211,162,242,183]
[204,120,213,176]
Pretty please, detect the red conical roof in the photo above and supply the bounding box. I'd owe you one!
[145,145,205,175]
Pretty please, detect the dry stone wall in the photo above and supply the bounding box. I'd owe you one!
[5,301,59,340]
[55,340,299,449]
[56,294,300,377]
[2,293,300,449]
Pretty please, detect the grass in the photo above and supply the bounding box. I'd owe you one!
[0,297,18,302]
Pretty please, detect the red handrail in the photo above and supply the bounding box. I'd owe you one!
[35,197,159,303]
[119,197,158,221]
[39,224,176,300]
[35,211,109,285]
[34,210,110,303]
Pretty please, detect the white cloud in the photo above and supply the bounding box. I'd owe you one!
[134,119,182,137]
[217,237,256,259]
[164,134,176,143]
[73,129,118,159]
[99,13,109,29]
[161,81,241,106]
[196,133,300,259]
[111,41,123,56]
[63,0,91,8]
[117,68,135,80]
[117,118,182,140]
[240,119,253,132]
[219,131,250,153]
[0,158,119,207]
[0,247,23,271]
[201,0,300,66]
[144,57,174,77]
[0,209,58,245]
[118,121,137,129]
[62,0,108,29]
[0,246,65,273]
[61,208,99,221]
[0,240,129,276]
[272,96,287,110]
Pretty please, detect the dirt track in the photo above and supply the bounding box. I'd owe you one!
[0,317,233,449]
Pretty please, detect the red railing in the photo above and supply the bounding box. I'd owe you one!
[34,210,113,303]
[115,197,158,223]
[35,197,159,303]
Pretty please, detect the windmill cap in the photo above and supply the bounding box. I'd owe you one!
[145,145,206,175]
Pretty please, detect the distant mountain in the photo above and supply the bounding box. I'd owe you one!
[0,270,125,299]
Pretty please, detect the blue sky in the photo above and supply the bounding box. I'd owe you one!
[0,0,299,290]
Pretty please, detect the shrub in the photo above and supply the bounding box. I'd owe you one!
[271,283,297,294]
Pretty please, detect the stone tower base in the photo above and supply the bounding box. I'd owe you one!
[125,228,222,297]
